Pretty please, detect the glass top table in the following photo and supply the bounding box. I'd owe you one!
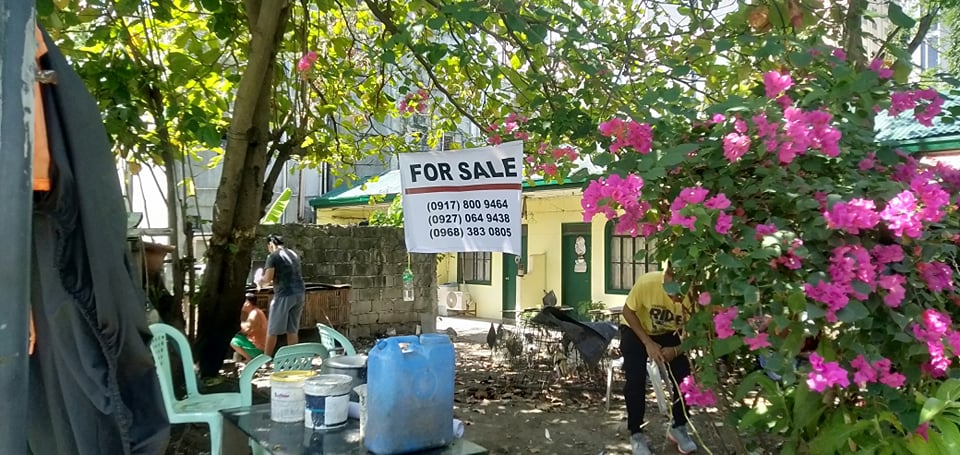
[221,404,488,455]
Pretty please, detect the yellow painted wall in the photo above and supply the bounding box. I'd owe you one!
[315,204,386,225]
[515,193,629,316]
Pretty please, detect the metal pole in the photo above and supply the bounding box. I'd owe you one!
[0,1,34,453]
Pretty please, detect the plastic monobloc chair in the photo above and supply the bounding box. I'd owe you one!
[273,342,331,371]
[149,323,242,455]
[316,323,357,356]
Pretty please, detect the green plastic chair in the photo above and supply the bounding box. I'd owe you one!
[237,354,272,455]
[316,323,357,356]
[149,323,241,455]
[274,342,331,371]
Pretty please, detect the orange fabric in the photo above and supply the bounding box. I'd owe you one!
[33,26,51,192]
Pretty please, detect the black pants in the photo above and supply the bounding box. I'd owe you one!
[620,325,691,434]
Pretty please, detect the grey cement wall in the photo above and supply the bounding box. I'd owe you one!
[257,224,437,338]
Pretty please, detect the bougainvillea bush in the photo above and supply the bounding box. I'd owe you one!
[579,44,960,453]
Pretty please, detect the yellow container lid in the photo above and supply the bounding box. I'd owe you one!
[271,370,316,383]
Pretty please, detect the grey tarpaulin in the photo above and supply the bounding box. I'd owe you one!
[530,307,618,366]
[27,27,170,454]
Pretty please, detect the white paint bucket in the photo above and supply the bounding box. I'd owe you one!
[270,370,316,423]
[304,374,353,430]
[354,384,368,439]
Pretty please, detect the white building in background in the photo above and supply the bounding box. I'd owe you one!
[864,0,948,74]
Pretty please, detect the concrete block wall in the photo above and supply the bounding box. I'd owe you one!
[257,224,437,338]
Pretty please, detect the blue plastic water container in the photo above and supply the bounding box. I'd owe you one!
[364,334,455,454]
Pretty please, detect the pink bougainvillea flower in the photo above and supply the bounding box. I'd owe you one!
[822,198,880,234]
[679,376,718,408]
[669,210,697,231]
[946,331,960,356]
[599,117,653,154]
[744,333,771,351]
[807,353,850,392]
[922,308,951,337]
[679,186,710,205]
[763,71,794,99]
[715,212,733,234]
[916,423,930,442]
[710,113,725,124]
[698,292,712,306]
[877,274,906,308]
[870,358,906,388]
[296,50,318,72]
[487,135,502,145]
[850,354,878,386]
[871,244,904,264]
[922,341,951,378]
[581,173,651,237]
[869,58,894,79]
[879,190,923,238]
[722,132,751,162]
[714,307,738,339]
[915,88,945,127]
[755,223,778,237]
[918,261,955,293]
[803,281,849,322]
[705,193,732,210]
[827,244,876,299]
[832,48,847,60]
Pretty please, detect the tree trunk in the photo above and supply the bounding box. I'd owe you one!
[195,0,291,378]
[842,0,869,69]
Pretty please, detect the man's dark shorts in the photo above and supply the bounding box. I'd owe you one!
[268,293,305,335]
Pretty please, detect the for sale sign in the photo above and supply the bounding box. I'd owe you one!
[399,141,523,254]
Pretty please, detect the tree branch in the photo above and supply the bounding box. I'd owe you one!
[906,8,940,56]
[362,0,484,129]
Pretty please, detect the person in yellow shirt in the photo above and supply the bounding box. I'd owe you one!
[621,265,697,455]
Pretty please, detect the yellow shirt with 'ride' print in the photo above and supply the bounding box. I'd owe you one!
[622,271,690,335]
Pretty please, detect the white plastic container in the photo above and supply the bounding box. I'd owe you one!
[304,374,353,430]
[270,371,316,422]
[355,384,368,439]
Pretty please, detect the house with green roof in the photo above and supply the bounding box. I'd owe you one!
[309,106,960,321]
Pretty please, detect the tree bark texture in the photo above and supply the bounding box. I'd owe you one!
[195,0,291,377]
[842,0,868,69]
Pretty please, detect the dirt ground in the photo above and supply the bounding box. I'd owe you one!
[165,317,736,454]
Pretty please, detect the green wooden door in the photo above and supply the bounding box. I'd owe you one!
[561,223,592,316]
[502,253,518,319]
[502,225,527,319]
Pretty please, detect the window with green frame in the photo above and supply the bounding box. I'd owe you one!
[458,252,492,284]
[605,221,659,293]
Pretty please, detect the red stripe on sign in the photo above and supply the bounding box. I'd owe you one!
[405,183,522,194]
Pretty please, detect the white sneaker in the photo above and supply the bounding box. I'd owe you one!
[631,433,652,455]
[668,425,698,453]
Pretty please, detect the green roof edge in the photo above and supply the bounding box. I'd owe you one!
[309,177,587,209]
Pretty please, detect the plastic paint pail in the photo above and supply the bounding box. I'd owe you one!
[270,370,316,422]
[304,374,353,430]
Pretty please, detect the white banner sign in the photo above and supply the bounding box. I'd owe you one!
[399,141,523,254]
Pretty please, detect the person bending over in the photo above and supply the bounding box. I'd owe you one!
[621,264,697,455]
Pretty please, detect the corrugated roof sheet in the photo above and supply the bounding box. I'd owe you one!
[875,94,960,143]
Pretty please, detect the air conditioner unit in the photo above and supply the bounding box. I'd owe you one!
[445,291,466,312]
